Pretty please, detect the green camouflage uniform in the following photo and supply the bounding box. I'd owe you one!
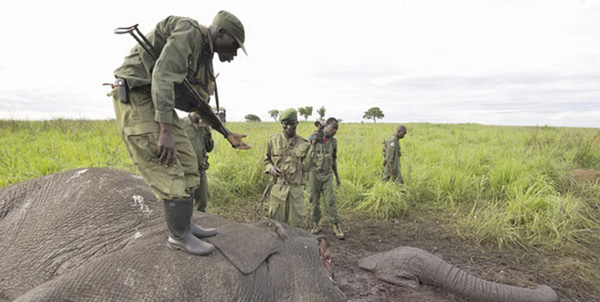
[111,16,216,200]
[182,115,214,212]
[308,137,341,224]
[382,134,403,182]
[263,133,311,228]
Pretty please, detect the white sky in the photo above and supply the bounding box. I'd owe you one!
[0,0,599,127]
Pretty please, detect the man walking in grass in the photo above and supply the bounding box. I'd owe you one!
[308,118,345,239]
[263,108,311,228]
[382,125,407,183]
[182,112,214,212]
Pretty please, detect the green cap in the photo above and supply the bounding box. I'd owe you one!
[279,108,297,122]
[213,10,247,55]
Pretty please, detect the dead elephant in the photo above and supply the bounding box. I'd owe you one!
[0,168,345,302]
[359,246,559,302]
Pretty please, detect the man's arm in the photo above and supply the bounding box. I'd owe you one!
[151,19,249,150]
[263,138,281,176]
[332,140,340,187]
[151,20,199,125]
[385,138,397,174]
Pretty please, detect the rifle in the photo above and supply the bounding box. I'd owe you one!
[114,24,235,148]
[259,176,277,204]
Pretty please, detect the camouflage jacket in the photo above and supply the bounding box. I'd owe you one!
[309,136,337,173]
[383,134,401,170]
[114,16,215,124]
[263,133,311,186]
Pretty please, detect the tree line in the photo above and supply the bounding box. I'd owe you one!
[244,106,384,123]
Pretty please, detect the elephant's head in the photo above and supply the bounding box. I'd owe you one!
[0,168,345,302]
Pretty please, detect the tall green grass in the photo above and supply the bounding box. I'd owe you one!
[2,119,600,255]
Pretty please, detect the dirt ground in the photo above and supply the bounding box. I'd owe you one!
[323,208,596,302]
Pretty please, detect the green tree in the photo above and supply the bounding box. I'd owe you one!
[298,106,313,121]
[268,109,280,121]
[363,107,384,123]
[244,114,261,122]
[317,106,326,122]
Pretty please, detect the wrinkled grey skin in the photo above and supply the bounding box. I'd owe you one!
[0,168,345,302]
[359,246,559,302]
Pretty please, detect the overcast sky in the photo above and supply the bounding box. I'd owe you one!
[0,0,598,127]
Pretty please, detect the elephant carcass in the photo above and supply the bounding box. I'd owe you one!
[0,168,345,302]
[358,246,559,302]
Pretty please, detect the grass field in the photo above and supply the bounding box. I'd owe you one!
[2,119,600,295]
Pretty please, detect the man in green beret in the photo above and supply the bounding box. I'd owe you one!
[382,125,407,183]
[263,108,312,227]
[182,112,214,212]
[308,117,345,239]
[110,10,249,256]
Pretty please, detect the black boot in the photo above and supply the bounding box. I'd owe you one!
[190,220,217,238]
[163,198,214,255]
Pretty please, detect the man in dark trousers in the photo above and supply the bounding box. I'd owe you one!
[182,112,214,212]
[308,118,345,239]
[382,125,407,183]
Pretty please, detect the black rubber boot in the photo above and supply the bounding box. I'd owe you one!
[190,220,217,238]
[163,198,214,255]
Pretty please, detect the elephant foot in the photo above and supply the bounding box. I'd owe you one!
[190,222,217,238]
[167,229,215,256]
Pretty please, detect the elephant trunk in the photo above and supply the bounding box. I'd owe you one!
[358,247,559,302]
[416,249,559,302]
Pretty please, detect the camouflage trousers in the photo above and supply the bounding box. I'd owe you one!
[308,171,340,224]
[268,183,306,228]
[111,87,199,200]
[191,169,209,212]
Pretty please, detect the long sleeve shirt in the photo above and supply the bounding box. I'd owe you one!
[114,16,214,124]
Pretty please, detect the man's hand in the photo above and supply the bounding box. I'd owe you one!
[157,122,177,166]
[383,159,388,167]
[227,132,250,149]
[198,120,211,134]
[336,177,341,188]
[269,165,282,177]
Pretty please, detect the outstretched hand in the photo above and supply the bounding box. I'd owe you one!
[227,132,250,149]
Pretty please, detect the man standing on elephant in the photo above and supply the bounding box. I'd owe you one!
[182,112,214,212]
[382,125,407,183]
[263,108,312,228]
[110,11,250,256]
[308,117,345,240]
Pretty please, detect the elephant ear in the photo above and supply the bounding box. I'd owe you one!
[206,220,286,274]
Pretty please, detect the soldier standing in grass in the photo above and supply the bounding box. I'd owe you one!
[110,11,249,256]
[182,112,214,212]
[382,125,407,183]
[308,117,345,239]
[263,108,312,228]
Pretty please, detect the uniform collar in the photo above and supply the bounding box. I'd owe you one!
[206,29,215,54]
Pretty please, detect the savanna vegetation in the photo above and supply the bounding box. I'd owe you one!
[1,119,600,298]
